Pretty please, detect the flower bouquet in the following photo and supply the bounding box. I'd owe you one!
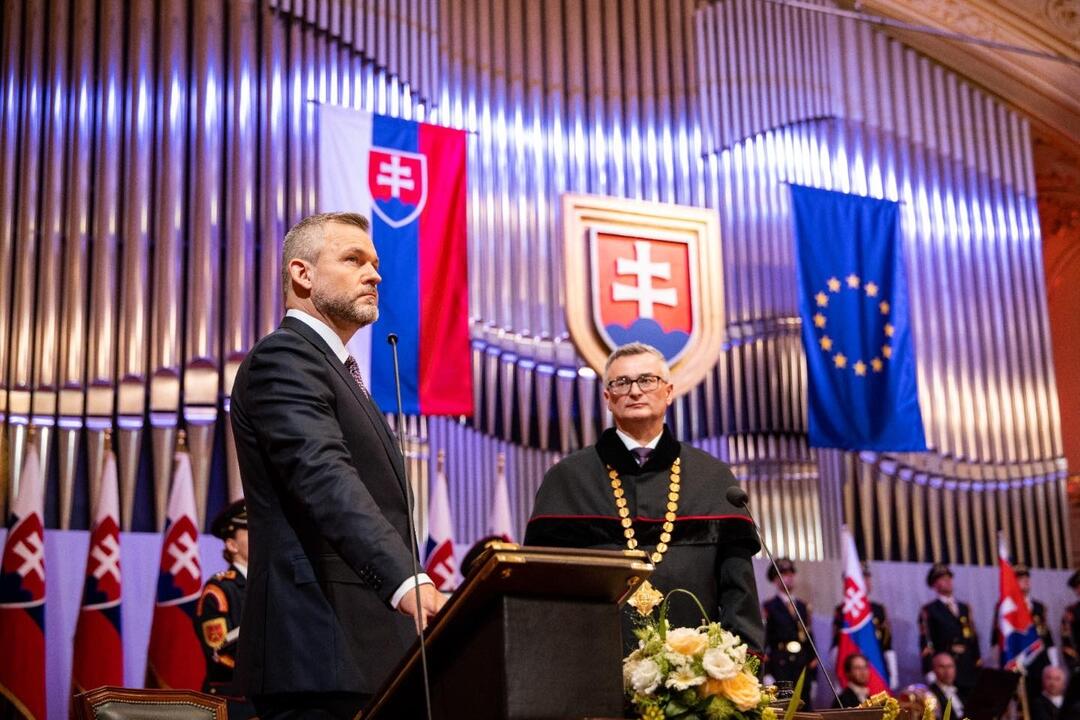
[622,589,777,720]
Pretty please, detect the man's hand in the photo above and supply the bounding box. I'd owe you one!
[397,582,447,632]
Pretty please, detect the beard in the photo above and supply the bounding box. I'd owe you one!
[312,284,379,328]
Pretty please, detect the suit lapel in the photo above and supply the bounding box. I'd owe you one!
[280,318,408,495]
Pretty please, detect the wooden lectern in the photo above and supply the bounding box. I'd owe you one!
[362,544,653,720]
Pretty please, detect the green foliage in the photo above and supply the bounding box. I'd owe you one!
[782,669,806,720]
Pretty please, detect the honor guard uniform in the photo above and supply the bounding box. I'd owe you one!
[195,500,255,720]
[990,564,1055,702]
[919,563,981,692]
[1060,571,1080,672]
[763,558,818,709]
[832,563,897,688]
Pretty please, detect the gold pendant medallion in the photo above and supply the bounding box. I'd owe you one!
[629,579,664,616]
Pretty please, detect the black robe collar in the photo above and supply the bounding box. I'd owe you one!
[595,424,680,476]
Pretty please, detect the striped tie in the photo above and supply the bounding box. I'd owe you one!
[344,355,370,399]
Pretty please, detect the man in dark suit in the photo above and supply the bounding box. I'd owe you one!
[928,652,966,720]
[919,563,980,693]
[833,653,872,708]
[230,212,446,719]
[1030,665,1068,720]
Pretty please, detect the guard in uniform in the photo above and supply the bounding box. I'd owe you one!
[194,500,255,720]
[1060,571,1080,673]
[763,558,818,709]
[919,563,981,693]
[831,563,896,688]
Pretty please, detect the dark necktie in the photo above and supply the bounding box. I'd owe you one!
[344,355,370,399]
[632,447,652,467]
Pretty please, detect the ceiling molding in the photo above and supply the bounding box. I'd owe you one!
[847,0,1080,151]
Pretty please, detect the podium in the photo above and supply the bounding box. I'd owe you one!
[362,545,653,720]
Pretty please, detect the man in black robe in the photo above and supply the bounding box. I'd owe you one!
[524,342,764,653]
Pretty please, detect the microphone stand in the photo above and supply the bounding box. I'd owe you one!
[727,487,843,708]
[387,333,434,720]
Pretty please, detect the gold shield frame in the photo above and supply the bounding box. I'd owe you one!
[562,193,724,398]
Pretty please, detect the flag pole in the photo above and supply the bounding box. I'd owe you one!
[1017,665,1031,720]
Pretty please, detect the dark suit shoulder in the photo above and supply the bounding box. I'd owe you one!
[244,323,329,365]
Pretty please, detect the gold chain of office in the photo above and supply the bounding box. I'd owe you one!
[607,457,681,564]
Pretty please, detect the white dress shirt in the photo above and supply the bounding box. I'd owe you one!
[935,683,964,718]
[615,428,663,453]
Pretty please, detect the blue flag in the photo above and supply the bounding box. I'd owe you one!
[790,185,926,451]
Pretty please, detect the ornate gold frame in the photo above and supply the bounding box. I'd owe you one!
[561,192,724,398]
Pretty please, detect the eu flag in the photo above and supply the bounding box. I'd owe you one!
[789,185,926,451]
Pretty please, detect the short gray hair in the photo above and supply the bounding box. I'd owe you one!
[603,342,670,383]
[281,212,371,299]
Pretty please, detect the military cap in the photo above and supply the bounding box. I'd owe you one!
[210,499,247,540]
[1012,563,1030,578]
[767,557,796,582]
[926,562,952,588]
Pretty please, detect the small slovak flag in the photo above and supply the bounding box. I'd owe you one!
[72,444,124,695]
[997,534,1042,670]
[424,450,459,591]
[146,446,206,689]
[0,442,46,720]
[835,527,889,695]
[489,452,515,542]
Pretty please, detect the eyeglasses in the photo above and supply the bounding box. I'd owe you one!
[606,374,666,396]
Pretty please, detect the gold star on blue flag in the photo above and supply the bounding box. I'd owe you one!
[789,185,926,451]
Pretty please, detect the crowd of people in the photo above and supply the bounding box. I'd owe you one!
[758,557,1080,719]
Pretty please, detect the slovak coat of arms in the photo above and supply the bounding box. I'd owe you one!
[562,193,724,396]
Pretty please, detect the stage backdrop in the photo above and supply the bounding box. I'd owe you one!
[0,0,1067,586]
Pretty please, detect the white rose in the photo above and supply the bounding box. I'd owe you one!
[702,647,739,680]
[630,658,663,695]
[666,627,710,656]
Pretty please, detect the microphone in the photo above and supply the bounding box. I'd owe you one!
[386,333,434,720]
[725,486,843,708]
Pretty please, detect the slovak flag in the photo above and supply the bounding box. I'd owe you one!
[72,446,124,695]
[997,534,1042,669]
[0,443,46,720]
[145,449,206,689]
[318,105,472,416]
[836,527,888,695]
[489,453,515,542]
[424,451,459,591]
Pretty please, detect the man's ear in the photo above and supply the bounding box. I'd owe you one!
[288,258,313,291]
